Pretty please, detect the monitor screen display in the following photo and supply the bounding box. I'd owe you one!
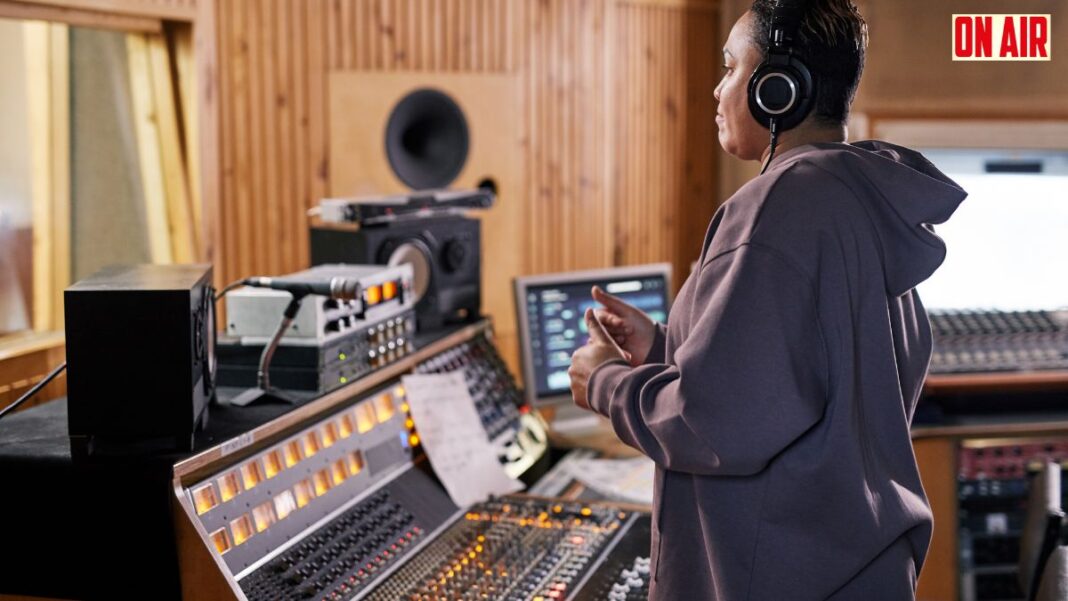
[518,267,670,402]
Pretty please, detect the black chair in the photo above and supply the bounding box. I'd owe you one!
[1035,545,1068,601]
[1019,461,1065,601]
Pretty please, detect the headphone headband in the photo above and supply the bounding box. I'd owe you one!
[769,0,805,50]
[747,0,815,132]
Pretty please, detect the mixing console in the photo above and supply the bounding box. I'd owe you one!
[928,309,1068,374]
[173,322,641,601]
[366,497,644,601]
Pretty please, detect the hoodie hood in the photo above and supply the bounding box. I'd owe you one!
[776,140,968,297]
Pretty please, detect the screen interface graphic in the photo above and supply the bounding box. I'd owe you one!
[524,277,668,399]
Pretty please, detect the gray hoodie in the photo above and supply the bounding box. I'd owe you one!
[587,141,967,600]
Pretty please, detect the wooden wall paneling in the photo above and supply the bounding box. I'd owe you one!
[871,117,1068,150]
[8,0,196,21]
[308,0,329,265]
[613,1,718,286]
[853,0,1068,118]
[290,0,309,271]
[25,22,71,333]
[247,0,266,274]
[274,0,292,272]
[680,2,718,281]
[0,1,161,32]
[522,0,611,275]
[195,0,219,269]
[47,23,70,330]
[222,0,247,281]
[216,0,235,283]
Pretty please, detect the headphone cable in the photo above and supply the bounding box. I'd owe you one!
[760,119,781,175]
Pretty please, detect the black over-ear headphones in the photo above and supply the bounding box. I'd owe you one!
[747,0,815,133]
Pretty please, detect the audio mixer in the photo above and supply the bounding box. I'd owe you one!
[365,497,646,601]
[928,309,1068,375]
[173,321,624,601]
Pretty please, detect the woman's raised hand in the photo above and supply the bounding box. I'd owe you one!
[591,285,659,367]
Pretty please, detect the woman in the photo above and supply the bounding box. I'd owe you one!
[568,1,967,599]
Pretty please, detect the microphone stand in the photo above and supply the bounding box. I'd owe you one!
[228,293,305,407]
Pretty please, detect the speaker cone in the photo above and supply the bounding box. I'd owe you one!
[384,239,433,303]
[385,89,470,190]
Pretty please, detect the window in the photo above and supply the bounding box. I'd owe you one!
[916,149,1068,311]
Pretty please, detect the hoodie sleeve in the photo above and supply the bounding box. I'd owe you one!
[587,243,829,476]
[643,323,668,364]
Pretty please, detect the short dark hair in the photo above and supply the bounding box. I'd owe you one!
[749,0,868,126]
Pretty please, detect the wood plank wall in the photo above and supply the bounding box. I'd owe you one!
[523,0,612,274]
[613,1,717,278]
[211,0,720,339]
[8,0,197,20]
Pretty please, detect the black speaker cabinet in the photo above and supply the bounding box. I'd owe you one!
[310,216,480,331]
[65,264,215,457]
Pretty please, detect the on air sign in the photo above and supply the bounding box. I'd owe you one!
[952,14,1051,61]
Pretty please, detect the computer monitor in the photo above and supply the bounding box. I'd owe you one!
[514,263,673,408]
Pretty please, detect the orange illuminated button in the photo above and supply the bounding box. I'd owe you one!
[365,285,382,306]
[192,483,219,515]
[382,280,398,300]
[210,528,231,555]
[230,515,254,546]
[283,440,302,468]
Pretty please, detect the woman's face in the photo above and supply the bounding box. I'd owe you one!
[714,11,769,161]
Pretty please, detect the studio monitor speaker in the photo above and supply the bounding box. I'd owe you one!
[328,73,523,339]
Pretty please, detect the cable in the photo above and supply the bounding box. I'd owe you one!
[759,120,781,176]
[257,295,305,390]
[0,362,67,423]
[214,277,251,302]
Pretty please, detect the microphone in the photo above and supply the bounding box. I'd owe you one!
[243,276,360,300]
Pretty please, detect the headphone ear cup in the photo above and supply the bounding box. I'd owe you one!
[747,55,815,131]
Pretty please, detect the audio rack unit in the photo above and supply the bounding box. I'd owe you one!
[956,438,1068,601]
[225,264,415,346]
[216,311,417,394]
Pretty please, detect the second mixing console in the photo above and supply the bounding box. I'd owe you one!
[366,496,647,601]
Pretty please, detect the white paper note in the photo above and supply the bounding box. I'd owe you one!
[401,372,523,507]
[567,456,655,506]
